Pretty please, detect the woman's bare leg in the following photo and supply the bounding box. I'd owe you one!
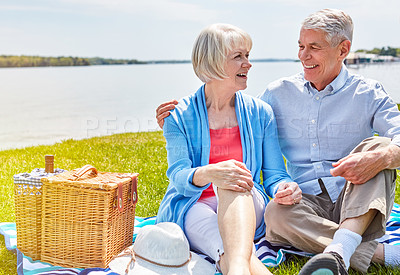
[217,188,272,275]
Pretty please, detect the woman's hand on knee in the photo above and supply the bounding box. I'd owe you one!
[209,160,254,192]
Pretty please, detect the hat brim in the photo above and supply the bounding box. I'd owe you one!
[109,251,215,275]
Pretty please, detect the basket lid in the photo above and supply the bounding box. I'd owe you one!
[41,165,138,191]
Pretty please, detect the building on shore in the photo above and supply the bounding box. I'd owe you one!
[345,52,400,65]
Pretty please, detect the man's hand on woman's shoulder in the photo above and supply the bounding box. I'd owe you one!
[156,100,178,128]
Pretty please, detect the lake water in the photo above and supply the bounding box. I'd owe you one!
[1,62,400,150]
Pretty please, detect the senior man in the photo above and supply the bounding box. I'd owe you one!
[257,9,400,274]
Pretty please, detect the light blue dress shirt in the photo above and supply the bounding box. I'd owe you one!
[258,65,400,202]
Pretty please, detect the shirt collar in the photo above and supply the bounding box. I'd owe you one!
[303,65,349,95]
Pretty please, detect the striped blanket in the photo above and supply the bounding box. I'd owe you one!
[2,203,400,275]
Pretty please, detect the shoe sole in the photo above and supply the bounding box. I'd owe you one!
[299,254,339,275]
[310,269,335,275]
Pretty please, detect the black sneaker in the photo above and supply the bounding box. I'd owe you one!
[298,252,348,275]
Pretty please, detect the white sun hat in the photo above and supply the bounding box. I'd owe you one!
[109,222,216,275]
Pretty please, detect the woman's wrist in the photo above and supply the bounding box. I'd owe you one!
[192,165,213,187]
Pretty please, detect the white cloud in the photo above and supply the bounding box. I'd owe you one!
[58,0,219,23]
[0,0,219,23]
[0,3,86,15]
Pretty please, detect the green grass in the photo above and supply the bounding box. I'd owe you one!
[0,131,399,274]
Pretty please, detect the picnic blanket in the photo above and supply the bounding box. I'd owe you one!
[2,203,400,275]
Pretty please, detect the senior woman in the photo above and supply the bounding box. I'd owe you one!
[156,23,301,275]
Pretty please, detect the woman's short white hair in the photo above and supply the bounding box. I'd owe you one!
[192,23,252,83]
[302,9,353,47]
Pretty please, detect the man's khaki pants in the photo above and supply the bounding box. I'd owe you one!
[265,137,397,273]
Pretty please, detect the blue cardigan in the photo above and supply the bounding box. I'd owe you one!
[156,85,292,239]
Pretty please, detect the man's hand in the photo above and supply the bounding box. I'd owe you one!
[274,182,302,205]
[330,144,400,184]
[156,100,178,128]
[330,151,383,184]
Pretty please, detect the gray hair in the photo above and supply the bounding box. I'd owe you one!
[302,9,353,47]
[192,23,252,83]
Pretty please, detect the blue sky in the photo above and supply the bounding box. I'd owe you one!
[0,0,399,60]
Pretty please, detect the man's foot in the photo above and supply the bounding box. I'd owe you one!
[298,252,348,275]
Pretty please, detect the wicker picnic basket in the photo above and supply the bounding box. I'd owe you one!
[14,156,65,261]
[40,164,138,268]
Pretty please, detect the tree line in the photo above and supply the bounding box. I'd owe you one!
[355,47,400,57]
[0,48,398,68]
[0,55,146,68]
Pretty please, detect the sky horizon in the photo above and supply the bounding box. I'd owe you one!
[1,0,399,61]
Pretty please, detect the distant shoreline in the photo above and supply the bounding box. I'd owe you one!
[0,55,299,68]
[1,46,399,68]
[2,54,400,69]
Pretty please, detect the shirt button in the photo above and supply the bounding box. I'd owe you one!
[311,119,316,124]
[315,96,320,100]
[312,143,317,147]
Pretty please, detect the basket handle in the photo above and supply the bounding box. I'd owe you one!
[73,165,98,179]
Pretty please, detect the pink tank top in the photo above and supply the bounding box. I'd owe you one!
[199,126,243,200]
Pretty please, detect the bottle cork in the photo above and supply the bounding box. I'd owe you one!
[45,155,54,173]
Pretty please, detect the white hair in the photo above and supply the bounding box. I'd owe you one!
[302,9,353,47]
[192,23,252,83]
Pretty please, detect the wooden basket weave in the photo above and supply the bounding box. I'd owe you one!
[14,168,65,261]
[14,182,42,260]
[40,165,138,268]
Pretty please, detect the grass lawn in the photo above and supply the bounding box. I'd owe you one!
[1,131,400,274]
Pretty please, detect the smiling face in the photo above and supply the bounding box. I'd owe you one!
[298,28,349,91]
[222,45,252,91]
